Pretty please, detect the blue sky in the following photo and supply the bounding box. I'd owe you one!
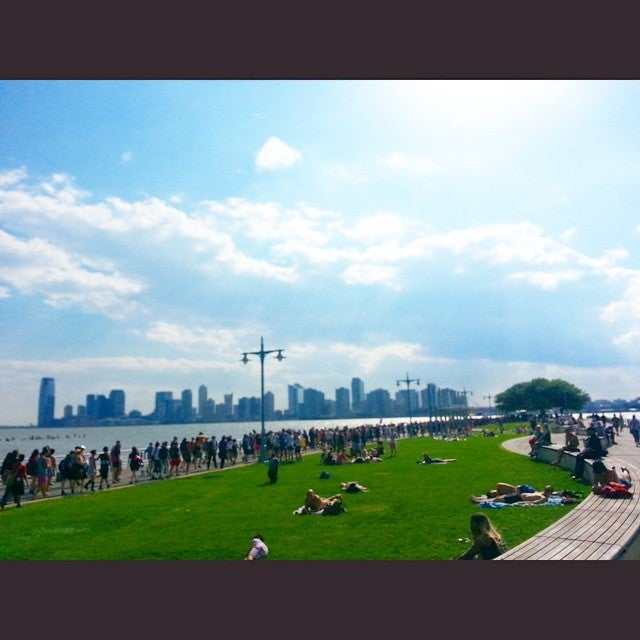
[1,80,640,425]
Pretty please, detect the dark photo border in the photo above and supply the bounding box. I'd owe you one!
[2,0,639,636]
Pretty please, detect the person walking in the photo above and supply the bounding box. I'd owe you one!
[110,441,122,484]
[629,415,640,447]
[205,436,218,470]
[33,448,51,500]
[98,447,111,490]
[0,453,27,509]
[128,446,143,484]
[169,439,181,476]
[84,449,97,491]
[218,436,228,469]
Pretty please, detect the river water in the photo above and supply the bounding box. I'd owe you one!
[0,416,416,461]
[1,410,634,462]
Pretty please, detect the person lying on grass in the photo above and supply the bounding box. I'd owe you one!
[470,484,581,505]
[302,489,343,513]
[340,481,368,493]
[417,451,457,464]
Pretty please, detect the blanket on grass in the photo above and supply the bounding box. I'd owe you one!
[478,495,569,509]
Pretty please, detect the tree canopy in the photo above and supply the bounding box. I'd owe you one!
[494,378,590,413]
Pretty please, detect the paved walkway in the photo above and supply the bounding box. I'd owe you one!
[500,425,640,560]
[502,425,640,474]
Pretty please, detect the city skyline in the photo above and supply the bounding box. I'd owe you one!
[35,375,471,427]
[3,81,640,425]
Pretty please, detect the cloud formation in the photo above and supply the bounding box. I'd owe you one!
[255,136,301,171]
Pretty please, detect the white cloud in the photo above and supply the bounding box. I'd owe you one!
[508,269,581,290]
[121,151,133,163]
[0,229,144,318]
[255,136,301,171]
[0,167,27,187]
[329,341,427,373]
[380,152,439,174]
[342,263,400,289]
[0,355,236,375]
[322,164,367,183]
[142,321,250,352]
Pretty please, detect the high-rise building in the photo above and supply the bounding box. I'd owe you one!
[351,377,365,415]
[96,394,110,419]
[198,384,208,418]
[222,393,233,418]
[38,377,55,427]
[395,388,420,415]
[335,387,351,417]
[366,388,392,418]
[85,394,96,420]
[181,389,193,423]
[301,387,326,419]
[422,383,438,411]
[109,389,125,418]
[288,383,304,418]
[155,391,173,422]
[263,390,275,419]
[202,398,216,422]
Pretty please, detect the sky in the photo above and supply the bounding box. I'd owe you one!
[1,79,640,425]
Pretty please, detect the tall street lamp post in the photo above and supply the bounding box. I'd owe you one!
[241,336,285,463]
[397,372,420,428]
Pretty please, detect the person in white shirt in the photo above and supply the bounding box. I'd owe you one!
[244,534,268,560]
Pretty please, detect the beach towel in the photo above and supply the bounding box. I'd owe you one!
[478,495,567,509]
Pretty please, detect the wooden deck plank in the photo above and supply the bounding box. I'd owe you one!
[496,449,640,560]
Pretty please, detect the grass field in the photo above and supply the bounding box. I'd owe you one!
[0,431,583,559]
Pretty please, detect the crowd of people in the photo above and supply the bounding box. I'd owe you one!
[0,422,417,505]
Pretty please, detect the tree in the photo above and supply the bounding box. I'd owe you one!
[494,378,590,414]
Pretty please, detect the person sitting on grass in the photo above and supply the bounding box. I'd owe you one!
[552,427,580,466]
[456,513,507,560]
[417,451,457,464]
[244,534,268,560]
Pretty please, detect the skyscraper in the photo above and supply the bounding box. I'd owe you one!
[198,384,208,418]
[351,377,365,415]
[335,387,351,417]
[109,389,126,418]
[288,383,304,418]
[38,377,55,427]
[181,389,193,423]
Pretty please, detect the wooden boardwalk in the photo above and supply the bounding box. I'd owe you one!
[495,431,640,560]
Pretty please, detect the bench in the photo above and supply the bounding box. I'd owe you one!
[496,445,640,560]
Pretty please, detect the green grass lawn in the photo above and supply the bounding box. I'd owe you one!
[0,432,583,560]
